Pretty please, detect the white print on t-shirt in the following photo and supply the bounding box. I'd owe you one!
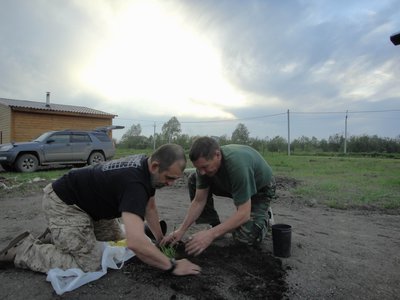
[102,154,145,171]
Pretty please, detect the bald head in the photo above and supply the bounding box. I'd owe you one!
[149,144,186,172]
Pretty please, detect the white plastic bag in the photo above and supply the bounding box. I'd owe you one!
[46,242,135,295]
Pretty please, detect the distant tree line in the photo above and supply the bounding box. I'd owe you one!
[117,117,400,155]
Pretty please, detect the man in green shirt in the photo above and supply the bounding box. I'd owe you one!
[162,137,276,255]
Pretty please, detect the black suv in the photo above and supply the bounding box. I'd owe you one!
[0,126,123,173]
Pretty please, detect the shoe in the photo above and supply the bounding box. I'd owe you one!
[0,231,30,264]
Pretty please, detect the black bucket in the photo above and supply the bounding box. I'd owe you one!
[272,224,292,258]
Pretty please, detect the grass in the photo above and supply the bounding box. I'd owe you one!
[267,154,400,210]
[1,149,399,211]
[159,245,177,259]
[113,148,153,159]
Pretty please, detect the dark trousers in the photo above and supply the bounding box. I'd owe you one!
[187,172,225,227]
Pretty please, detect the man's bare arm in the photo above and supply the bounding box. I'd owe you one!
[122,212,201,275]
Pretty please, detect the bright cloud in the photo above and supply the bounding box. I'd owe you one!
[0,0,399,140]
[76,1,245,118]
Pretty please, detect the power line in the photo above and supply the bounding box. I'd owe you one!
[115,113,287,125]
[292,111,346,115]
[346,109,400,114]
[116,117,157,123]
[180,112,286,124]
[293,109,400,114]
[115,109,400,124]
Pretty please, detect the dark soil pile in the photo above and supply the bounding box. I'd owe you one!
[124,241,287,300]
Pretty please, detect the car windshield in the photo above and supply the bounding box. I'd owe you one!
[33,132,54,142]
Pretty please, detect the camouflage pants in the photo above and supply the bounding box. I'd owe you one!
[14,184,124,273]
[188,173,276,246]
[232,180,276,246]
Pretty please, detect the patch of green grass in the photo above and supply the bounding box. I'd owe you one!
[266,154,400,210]
[2,149,399,211]
[114,148,151,159]
[0,167,70,198]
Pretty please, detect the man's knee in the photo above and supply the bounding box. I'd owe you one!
[53,227,102,272]
[232,221,267,246]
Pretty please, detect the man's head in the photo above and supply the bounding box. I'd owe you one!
[189,137,222,177]
[149,144,186,188]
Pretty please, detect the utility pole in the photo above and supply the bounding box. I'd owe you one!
[287,109,291,156]
[153,122,156,150]
[344,110,348,154]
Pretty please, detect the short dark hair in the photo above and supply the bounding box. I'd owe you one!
[189,137,220,162]
[150,144,186,172]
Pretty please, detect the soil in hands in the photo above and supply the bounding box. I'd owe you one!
[124,241,288,300]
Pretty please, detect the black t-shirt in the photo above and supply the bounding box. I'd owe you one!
[52,155,155,221]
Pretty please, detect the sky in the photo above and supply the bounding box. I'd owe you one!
[1,0,399,142]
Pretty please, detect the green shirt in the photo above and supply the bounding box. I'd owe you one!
[196,144,273,206]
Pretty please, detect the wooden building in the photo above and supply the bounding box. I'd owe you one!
[0,94,117,144]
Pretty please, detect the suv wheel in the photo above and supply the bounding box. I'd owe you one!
[88,151,105,165]
[15,154,39,173]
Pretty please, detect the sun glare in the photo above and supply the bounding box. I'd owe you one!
[78,1,244,118]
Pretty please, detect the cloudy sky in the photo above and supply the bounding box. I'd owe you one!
[1,0,399,141]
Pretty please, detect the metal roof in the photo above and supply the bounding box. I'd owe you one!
[0,98,116,117]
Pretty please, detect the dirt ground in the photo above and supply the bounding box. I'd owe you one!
[0,174,399,299]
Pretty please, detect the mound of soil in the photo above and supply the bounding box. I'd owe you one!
[125,241,287,299]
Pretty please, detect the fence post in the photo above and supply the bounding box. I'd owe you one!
[344,110,348,154]
[287,109,291,156]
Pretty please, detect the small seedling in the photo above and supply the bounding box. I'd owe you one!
[159,244,177,258]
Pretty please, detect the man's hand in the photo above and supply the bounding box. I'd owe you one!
[173,259,201,275]
[185,229,214,256]
[160,228,185,246]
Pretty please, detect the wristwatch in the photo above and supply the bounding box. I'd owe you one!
[166,258,176,274]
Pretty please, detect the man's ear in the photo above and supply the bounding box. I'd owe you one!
[149,161,160,173]
[215,150,222,160]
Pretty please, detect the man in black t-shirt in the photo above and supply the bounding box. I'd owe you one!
[1,144,200,276]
